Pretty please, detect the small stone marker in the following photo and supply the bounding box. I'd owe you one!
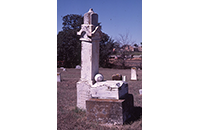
[75,65,81,69]
[122,75,126,82]
[57,72,61,82]
[139,89,142,95]
[131,67,137,80]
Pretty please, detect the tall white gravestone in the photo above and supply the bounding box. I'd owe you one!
[131,67,137,80]
[76,9,102,110]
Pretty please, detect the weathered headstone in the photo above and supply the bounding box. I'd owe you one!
[131,67,137,80]
[76,9,133,124]
[76,8,102,110]
[75,65,81,69]
[139,89,142,95]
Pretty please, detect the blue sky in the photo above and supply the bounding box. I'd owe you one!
[57,0,142,44]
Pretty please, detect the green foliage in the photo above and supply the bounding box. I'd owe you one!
[57,14,83,68]
[57,14,119,68]
[62,14,83,31]
[99,33,120,68]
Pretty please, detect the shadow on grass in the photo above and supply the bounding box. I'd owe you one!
[120,94,142,125]
[124,106,142,125]
[122,94,142,125]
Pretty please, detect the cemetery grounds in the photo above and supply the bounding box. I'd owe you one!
[57,68,142,130]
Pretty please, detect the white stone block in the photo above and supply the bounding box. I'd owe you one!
[122,76,126,82]
[131,67,137,80]
[57,72,61,82]
[91,80,128,99]
[75,65,81,69]
[139,89,142,95]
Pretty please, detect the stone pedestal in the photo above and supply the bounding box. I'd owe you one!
[76,80,91,110]
[86,94,133,125]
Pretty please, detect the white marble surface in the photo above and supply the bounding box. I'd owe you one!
[76,8,102,109]
[77,9,101,85]
[131,67,137,80]
[91,80,128,99]
[76,80,91,110]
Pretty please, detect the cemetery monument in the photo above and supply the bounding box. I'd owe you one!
[76,9,133,125]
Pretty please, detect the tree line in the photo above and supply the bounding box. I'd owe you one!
[57,14,141,68]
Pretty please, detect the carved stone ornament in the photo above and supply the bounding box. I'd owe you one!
[77,8,101,42]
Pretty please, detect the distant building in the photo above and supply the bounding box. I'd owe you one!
[133,46,142,52]
[138,46,142,52]
[121,45,134,52]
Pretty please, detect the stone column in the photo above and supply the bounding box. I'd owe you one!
[76,9,101,110]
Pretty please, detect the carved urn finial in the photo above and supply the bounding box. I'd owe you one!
[88,8,94,12]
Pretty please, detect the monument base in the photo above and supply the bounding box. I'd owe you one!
[86,94,133,125]
[77,80,92,110]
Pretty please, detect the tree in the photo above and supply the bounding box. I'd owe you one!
[57,14,119,68]
[116,33,135,47]
[99,33,119,68]
[134,43,138,47]
[57,14,83,68]
[115,33,136,68]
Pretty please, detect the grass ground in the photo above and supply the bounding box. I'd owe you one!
[57,68,142,130]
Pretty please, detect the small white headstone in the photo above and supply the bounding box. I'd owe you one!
[57,72,61,82]
[139,89,142,95]
[131,67,137,80]
[75,65,81,69]
[122,76,126,82]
